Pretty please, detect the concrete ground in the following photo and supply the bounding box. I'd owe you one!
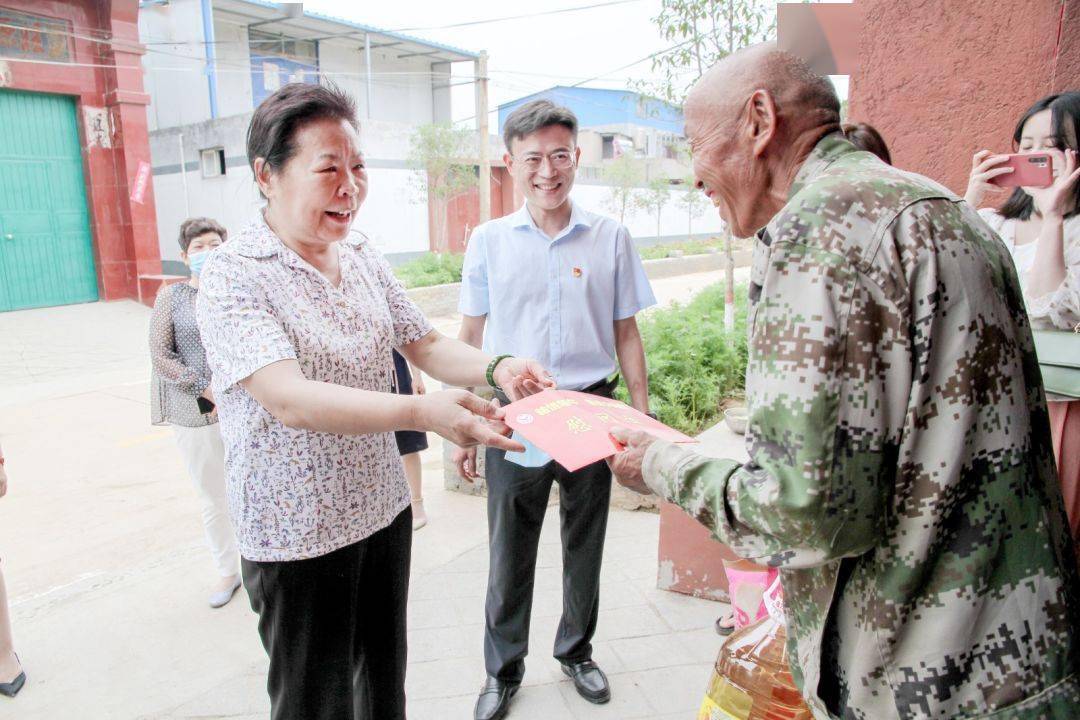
[0,268,746,720]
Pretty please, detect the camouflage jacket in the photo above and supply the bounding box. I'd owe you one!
[643,134,1080,719]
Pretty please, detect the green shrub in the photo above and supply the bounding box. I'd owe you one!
[637,237,723,260]
[394,253,464,289]
[616,283,749,435]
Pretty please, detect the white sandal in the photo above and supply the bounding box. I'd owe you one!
[411,499,428,531]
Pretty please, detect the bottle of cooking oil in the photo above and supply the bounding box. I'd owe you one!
[698,577,813,720]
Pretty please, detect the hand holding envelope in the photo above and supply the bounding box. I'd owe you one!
[491,357,557,401]
[501,389,696,473]
[605,426,658,495]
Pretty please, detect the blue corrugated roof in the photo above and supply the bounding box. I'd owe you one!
[234,0,480,59]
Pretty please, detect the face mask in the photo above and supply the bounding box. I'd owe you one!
[187,250,210,276]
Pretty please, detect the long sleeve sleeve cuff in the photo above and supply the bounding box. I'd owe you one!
[643,439,700,499]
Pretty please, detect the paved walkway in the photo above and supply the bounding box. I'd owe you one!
[0,268,746,719]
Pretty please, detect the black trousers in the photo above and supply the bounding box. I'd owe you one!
[483,447,612,683]
[241,507,412,720]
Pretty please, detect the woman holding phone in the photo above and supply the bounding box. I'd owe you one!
[965,91,1080,560]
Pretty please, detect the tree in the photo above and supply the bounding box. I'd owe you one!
[634,177,673,241]
[602,154,644,225]
[407,123,476,252]
[675,175,709,239]
[642,0,775,330]
[642,0,776,104]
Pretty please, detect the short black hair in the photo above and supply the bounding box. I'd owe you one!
[178,217,227,253]
[999,91,1080,221]
[246,82,358,177]
[502,99,578,152]
[842,122,892,165]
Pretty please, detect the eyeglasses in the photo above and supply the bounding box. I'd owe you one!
[514,150,576,171]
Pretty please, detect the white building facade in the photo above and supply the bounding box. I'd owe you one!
[139,0,479,271]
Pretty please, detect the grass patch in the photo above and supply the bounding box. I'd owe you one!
[394,237,747,288]
[637,237,724,260]
[616,283,749,435]
[394,253,465,289]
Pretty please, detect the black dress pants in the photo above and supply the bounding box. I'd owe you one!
[483,448,612,683]
[241,507,412,720]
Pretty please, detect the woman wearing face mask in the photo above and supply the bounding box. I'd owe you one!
[966,91,1080,559]
[149,217,242,608]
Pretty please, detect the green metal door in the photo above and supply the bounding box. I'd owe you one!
[0,89,98,312]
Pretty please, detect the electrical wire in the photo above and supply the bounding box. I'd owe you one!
[0,19,676,92]
[0,16,688,106]
[383,0,646,32]
[131,0,646,43]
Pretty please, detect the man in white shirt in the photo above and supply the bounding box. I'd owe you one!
[454,99,656,720]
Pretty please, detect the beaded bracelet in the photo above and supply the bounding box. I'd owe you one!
[486,354,513,391]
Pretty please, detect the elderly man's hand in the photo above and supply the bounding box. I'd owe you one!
[606,426,659,496]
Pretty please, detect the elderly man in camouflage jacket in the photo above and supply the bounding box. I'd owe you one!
[609,44,1080,719]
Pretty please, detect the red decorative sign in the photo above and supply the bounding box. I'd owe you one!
[130,160,151,205]
[502,390,696,472]
[0,9,72,62]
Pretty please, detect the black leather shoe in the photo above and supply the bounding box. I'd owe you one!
[0,670,25,698]
[561,659,610,704]
[474,676,519,720]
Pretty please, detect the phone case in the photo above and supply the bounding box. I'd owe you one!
[989,152,1054,188]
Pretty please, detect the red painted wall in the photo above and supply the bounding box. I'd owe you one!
[432,166,514,253]
[0,0,160,303]
[848,0,1080,198]
[657,1,1080,604]
[658,501,738,601]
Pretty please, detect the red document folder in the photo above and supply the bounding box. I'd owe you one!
[501,390,697,472]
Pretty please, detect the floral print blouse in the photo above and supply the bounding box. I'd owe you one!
[196,214,432,561]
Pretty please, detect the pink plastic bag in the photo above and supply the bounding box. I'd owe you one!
[723,560,780,629]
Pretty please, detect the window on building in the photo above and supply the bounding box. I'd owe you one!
[249,29,318,65]
[601,135,615,160]
[200,148,226,178]
[249,29,319,107]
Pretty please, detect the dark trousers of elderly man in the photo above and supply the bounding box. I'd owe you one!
[455,197,655,719]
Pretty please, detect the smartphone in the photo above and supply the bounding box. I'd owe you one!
[988,152,1054,188]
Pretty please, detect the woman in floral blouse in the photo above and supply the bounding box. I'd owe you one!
[195,83,551,720]
[149,217,242,609]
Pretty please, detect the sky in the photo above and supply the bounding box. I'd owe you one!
[299,0,849,126]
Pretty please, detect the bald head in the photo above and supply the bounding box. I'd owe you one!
[686,43,840,136]
[683,43,842,238]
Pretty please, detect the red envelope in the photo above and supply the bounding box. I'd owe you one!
[501,389,697,472]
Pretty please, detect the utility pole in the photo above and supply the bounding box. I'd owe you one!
[364,33,373,120]
[476,51,491,224]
